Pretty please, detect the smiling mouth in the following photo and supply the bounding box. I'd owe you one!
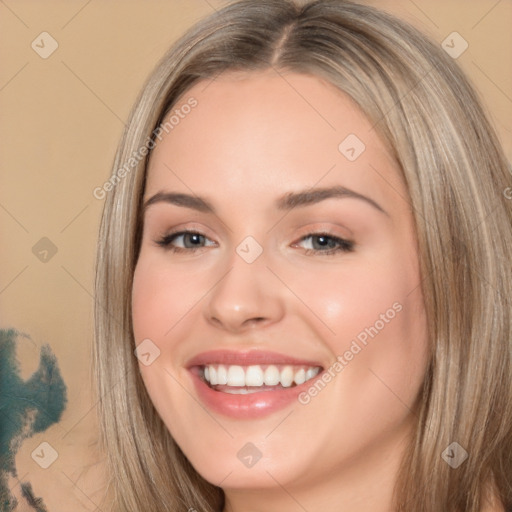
[198,364,322,394]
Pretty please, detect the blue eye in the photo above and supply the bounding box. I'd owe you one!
[156,231,215,253]
[155,230,354,256]
[295,233,354,255]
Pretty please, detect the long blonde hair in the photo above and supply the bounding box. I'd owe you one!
[93,1,512,510]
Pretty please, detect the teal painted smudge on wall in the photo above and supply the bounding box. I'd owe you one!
[0,328,67,511]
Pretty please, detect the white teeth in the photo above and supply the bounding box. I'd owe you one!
[294,368,306,385]
[203,364,322,388]
[280,366,294,387]
[222,387,261,394]
[223,388,250,394]
[245,365,264,386]
[264,365,280,386]
[217,365,227,385]
[306,367,320,380]
[227,365,245,386]
[209,366,217,385]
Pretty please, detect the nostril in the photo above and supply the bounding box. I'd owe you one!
[243,317,267,327]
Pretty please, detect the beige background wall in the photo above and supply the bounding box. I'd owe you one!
[1,0,510,510]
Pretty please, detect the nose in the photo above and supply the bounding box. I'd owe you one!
[203,249,285,333]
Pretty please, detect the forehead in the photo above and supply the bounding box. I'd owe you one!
[145,69,404,210]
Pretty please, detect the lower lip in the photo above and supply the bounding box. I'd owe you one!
[189,370,318,419]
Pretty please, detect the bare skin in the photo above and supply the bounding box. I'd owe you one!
[132,69,434,511]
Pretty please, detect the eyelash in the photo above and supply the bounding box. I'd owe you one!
[155,230,354,256]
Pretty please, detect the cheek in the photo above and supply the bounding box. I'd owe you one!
[285,249,422,345]
[285,244,428,393]
[131,255,205,341]
[131,258,199,433]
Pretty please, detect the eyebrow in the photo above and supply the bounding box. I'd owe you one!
[144,191,213,213]
[143,185,388,216]
[276,186,388,215]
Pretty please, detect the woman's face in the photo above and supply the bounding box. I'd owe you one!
[132,70,429,501]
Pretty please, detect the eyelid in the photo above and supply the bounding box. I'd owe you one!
[292,222,353,242]
[151,221,216,240]
[154,226,355,258]
[292,232,354,254]
[155,229,217,249]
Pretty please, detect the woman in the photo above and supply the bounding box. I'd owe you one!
[93,1,512,510]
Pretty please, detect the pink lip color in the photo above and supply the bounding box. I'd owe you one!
[190,371,319,418]
[187,350,323,419]
[187,349,322,368]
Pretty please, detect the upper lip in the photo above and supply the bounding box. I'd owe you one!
[186,349,323,368]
